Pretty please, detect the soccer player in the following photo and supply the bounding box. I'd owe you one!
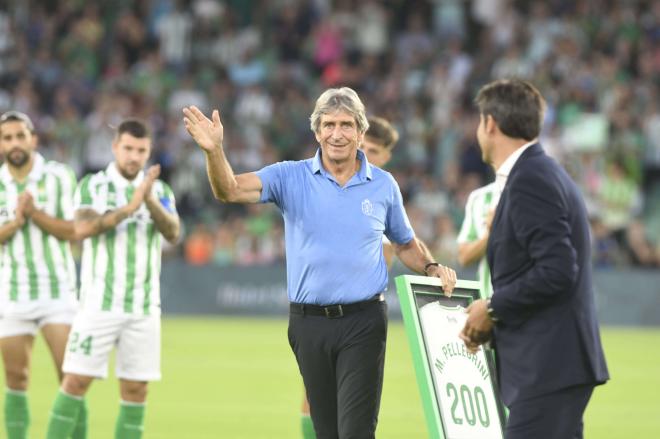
[45,119,180,439]
[184,88,456,438]
[0,111,82,439]
[456,182,498,299]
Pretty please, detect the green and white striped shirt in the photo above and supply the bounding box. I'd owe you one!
[0,153,78,317]
[457,183,499,299]
[75,162,177,315]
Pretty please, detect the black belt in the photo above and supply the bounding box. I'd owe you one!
[290,294,385,319]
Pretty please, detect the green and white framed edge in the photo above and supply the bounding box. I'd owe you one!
[395,275,507,439]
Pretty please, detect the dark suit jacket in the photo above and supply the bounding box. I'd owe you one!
[487,143,609,406]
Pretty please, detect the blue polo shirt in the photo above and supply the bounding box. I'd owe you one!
[256,149,415,305]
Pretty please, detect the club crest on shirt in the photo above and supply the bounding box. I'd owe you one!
[361,198,373,216]
[37,181,47,202]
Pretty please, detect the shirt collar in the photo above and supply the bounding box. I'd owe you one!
[0,162,10,184]
[0,152,46,184]
[105,162,144,188]
[311,148,372,182]
[495,140,536,191]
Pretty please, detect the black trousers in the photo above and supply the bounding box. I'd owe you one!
[288,300,388,439]
[505,384,595,439]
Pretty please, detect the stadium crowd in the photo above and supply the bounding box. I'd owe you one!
[1,0,659,268]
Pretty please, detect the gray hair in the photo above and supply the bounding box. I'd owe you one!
[309,87,369,134]
[0,111,35,132]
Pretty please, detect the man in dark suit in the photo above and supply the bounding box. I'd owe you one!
[460,79,609,439]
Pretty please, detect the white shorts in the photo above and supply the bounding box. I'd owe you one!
[0,308,76,338]
[62,311,161,381]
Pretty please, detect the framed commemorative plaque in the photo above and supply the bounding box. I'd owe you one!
[395,275,507,439]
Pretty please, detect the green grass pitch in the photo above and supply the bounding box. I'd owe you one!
[1,318,658,438]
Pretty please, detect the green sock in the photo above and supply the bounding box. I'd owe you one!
[301,414,316,439]
[5,388,29,439]
[46,390,83,439]
[115,401,145,439]
[71,398,88,439]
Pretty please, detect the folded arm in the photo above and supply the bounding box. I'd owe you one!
[144,194,181,244]
[457,235,489,266]
[0,217,24,244]
[458,208,494,266]
[28,209,76,241]
[74,206,135,240]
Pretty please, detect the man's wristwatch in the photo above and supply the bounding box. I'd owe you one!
[424,262,440,275]
[486,298,499,323]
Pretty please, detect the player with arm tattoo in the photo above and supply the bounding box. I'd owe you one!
[45,119,180,439]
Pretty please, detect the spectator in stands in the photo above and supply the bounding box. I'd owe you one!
[0,0,657,268]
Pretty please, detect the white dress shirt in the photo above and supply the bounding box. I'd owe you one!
[494,140,537,195]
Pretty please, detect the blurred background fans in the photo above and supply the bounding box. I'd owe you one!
[1,1,659,438]
[1,0,659,269]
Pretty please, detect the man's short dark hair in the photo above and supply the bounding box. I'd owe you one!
[116,119,150,139]
[475,79,546,141]
[365,116,399,150]
[0,111,35,132]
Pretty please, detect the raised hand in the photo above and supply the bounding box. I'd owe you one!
[17,191,35,218]
[127,165,161,213]
[141,164,161,197]
[13,203,26,227]
[182,106,224,152]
